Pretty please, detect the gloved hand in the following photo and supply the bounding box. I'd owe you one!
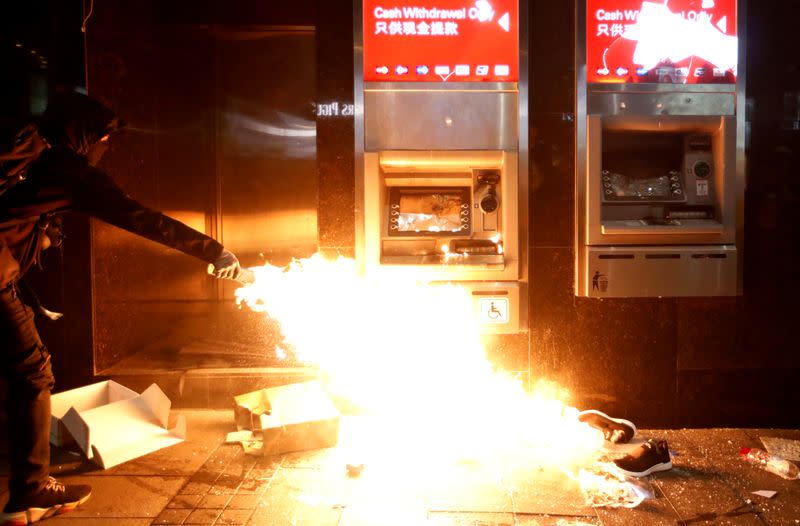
[211,249,242,281]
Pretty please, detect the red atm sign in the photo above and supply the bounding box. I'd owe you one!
[363,0,519,82]
[586,0,737,85]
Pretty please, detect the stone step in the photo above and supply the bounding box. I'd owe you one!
[100,367,317,409]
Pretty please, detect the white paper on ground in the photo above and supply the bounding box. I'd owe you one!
[60,383,185,469]
[752,490,778,499]
[578,463,651,508]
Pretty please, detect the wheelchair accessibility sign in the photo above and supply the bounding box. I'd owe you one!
[478,297,509,324]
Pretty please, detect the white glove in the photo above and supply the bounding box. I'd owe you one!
[211,249,242,281]
[39,306,64,321]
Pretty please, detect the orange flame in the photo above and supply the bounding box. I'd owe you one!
[235,255,607,470]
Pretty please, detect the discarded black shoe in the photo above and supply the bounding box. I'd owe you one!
[0,477,91,525]
[613,439,673,477]
[577,409,637,444]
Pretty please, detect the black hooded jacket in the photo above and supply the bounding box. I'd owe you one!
[0,92,224,287]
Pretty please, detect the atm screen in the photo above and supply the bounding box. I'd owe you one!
[586,0,737,84]
[363,0,519,82]
[602,131,686,202]
[388,187,471,235]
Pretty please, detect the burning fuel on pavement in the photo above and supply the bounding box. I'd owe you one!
[232,255,649,508]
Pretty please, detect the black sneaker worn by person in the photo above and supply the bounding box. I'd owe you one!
[577,409,637,444]
[613,439,673,477]
[0,477,92,525]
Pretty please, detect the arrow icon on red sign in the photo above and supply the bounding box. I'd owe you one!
[434,65,454,82]
[498,12,510,32]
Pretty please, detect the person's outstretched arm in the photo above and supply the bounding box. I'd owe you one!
[72,164,223,262]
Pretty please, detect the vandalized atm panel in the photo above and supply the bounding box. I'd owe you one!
[355,0,528,332]
[576,0,745,297]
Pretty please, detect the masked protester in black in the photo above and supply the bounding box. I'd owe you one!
[0,91,242,524]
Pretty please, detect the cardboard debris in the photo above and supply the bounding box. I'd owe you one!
[50,380,138,447]
[226,430,254,444]
[760,436,800,462]
[51,381,185,469]
[233,380,340,456]
[242,440,264,456]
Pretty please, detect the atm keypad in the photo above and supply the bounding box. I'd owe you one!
[669,170,683,196]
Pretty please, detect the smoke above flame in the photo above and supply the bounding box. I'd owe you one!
[234,254,605,469]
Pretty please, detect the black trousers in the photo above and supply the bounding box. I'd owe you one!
[0,283,54,499]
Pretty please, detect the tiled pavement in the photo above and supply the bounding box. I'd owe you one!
[2,410,800,525]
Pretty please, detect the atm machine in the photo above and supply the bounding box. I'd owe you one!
[576,0,746,297]
[355,0,528,332]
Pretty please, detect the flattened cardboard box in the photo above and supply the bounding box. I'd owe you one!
[50,380,138,447]
[50,381,185,469]
[233,380,340,455]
